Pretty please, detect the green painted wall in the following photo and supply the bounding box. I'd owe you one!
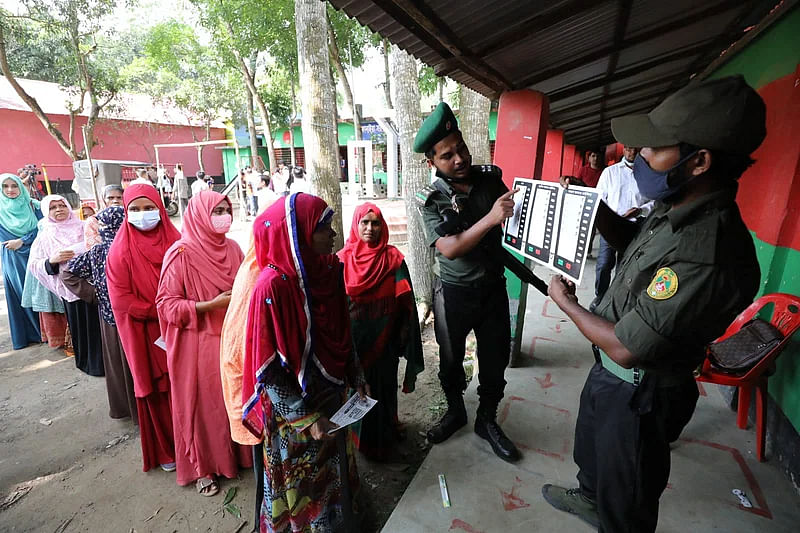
[221,146,270,183]
[272,123,359,148]
[705,5,800,432]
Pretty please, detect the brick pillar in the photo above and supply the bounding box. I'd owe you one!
[573,149,584,175]
[494,90,549,364]
[542,129,564,182]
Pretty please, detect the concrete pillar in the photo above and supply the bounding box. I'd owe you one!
[542,129,564,182]
[605,143,623,166]
[562,144,576,178]
[494,90,549,365]
[573,149,584,175]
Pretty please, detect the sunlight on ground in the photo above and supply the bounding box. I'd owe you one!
[18,356,70,374]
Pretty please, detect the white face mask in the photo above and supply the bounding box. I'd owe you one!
[128,210,161,231]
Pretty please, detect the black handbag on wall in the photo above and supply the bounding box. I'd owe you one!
[707,319,783,373]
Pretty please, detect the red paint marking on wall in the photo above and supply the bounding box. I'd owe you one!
[666,483,674,490]
[449,519,485,533]
[535,373,555,389]
[501,476,532,511]
[516,442,565,461]
[526,336,556,360]
[680,438,772,519]
[550,323,563,334]
[697,382,707,397]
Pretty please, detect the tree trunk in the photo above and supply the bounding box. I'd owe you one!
[221,20,277,172]
[459,85,492,164]
[391,45,434,308]
[327,17,362,185]
[289,62,298,167]
[438,77,444,103]
[382,39,393,110]
[296,0,345,249]
[246,54,262,170]
[0,24,78,160]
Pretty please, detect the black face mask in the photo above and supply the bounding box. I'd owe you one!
[632,148,699,202]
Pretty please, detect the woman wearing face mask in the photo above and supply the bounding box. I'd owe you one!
[337,203,424,461]
[0,173,43,349]
[27,195,104,376]
[156,190,250,496]
[106,184,179,473]
[64,206,137,423]
[242,193,367,532]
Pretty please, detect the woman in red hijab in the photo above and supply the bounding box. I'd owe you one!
[156,190,250,496]
[242,193,366,533]
[106,184,179,473]
[337,202,424,460]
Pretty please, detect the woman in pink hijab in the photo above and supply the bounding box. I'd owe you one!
[156,190,251,496]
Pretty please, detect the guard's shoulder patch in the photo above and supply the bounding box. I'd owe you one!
[473,164,503,180]
[647,267,678,300]
[414,185,439,207]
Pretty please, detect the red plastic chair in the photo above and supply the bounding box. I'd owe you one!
[695,293,800,461]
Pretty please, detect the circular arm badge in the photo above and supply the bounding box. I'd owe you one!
[647,267,678,300]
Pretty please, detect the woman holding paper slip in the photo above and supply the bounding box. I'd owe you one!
[242,193,367,533]
[337,202,424,461]
[106,184,178,473]
[27,195,104,376]
[156,191,251,496]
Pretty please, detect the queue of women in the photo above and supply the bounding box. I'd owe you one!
[1,170,423,532]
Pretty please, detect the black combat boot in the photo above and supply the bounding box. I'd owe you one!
[474,404,521,463]
[426,395,467,444]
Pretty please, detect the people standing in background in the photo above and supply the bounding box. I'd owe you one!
[288,166,311,194]
[338,202,424,461]
[27,195,104,376]
[246,169,262,215]
[270,161,290,195]
[157,190,250,496]
[174,164,190,215]
[0,173,42,349]
[84,185,124,249]
[255,175,279,212]
[242,194,366,532]
[65,206,137,423]
[590,146,653,312]
[106,184,179,473]
[191,170,210,197]
[577,149,604,188]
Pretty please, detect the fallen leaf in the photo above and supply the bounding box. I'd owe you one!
[225,503,241,519]
[222,486,237,505]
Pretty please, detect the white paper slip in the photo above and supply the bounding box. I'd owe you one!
[154,336,167,351]
[327,394,378,434]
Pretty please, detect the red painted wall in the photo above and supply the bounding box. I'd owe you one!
[542,129,564,182]
[1,109,226,180]
[736,68,800,252]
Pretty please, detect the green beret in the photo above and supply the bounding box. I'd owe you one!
[413,102,459,154]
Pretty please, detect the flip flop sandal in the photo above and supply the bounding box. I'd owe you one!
[196,477,219,497]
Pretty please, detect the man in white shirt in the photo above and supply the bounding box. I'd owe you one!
[590,146,654,311]
[191,170,210,196]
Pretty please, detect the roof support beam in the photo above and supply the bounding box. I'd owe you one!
[516,0,740,89]
[596,0,634,141]
[369,0,513,95]
[547,39,716,103]
[553,94,662,129]
[550,76,677,115]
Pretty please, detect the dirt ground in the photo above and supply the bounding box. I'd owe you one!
[0,285,471,532]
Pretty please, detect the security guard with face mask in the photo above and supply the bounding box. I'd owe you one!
[542,75,764,531]
[414,102,522,463]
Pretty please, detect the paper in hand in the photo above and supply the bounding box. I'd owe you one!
[327,393,378,434]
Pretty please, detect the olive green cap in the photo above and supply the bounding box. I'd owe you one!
[611,75,766,155]
[413,102,459,154]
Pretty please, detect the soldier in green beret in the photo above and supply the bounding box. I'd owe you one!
[542,75,764,531]
[414,102,521,462]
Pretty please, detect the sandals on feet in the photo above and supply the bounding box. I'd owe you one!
[196,476,219,497]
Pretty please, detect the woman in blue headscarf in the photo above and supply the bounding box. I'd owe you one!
[0,173,42,349]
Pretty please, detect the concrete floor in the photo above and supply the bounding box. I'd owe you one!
[381,257,800,533]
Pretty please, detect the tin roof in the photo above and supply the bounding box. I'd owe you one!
[328,0,783,147]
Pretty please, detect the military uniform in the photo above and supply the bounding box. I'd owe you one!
[578,186,760,531]
[418,165,511,411]
[542,75,767,532]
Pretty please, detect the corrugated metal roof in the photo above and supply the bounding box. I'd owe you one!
[327,0,783,147]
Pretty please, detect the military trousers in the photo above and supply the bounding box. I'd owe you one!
[433,276,510,410]
[574,362,699,533]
